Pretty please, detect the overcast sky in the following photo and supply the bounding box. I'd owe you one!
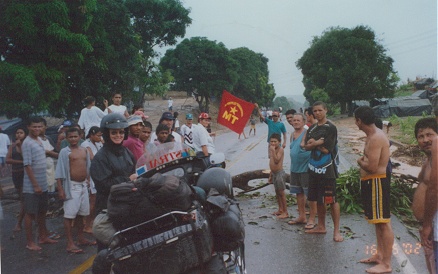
[160,0,437,102]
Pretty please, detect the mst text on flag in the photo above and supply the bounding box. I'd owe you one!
[217,90,255,134]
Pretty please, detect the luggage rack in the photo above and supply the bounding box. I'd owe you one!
[107,206,207,261]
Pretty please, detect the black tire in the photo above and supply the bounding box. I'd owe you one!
[92,249,112,274]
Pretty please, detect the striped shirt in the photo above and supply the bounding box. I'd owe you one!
[22,136,47,193]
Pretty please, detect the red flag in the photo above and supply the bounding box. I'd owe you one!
[217,90,255,134]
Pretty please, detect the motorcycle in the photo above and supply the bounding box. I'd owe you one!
[92,143,245,274]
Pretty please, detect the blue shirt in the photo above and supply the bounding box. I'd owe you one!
[22,136,47,193]
[264,119,286,142]
[290,131,310,173]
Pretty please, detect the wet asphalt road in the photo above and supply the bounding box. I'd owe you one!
[0,118,429,273]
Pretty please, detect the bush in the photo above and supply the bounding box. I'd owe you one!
[336,167,416,227]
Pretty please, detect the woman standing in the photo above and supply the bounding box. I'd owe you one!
[6,126,27,232]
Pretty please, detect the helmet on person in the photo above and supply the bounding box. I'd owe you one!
[198,113,211,120]
[100,113,128,129]
[196,167,233,197]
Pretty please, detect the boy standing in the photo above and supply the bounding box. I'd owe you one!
[55,127,93,253]
[22,117,58,250]
[304,101,343,242]
[269,133,288,219]
[180,114,195,149]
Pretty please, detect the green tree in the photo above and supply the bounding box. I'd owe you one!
[0,0,191,118]
[0,0,94,118]
[229,47,275,106]
[273,96,293,111]
[160,37,239,112]
[296,25,398,114]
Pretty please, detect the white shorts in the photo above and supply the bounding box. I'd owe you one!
[64,181,90,219]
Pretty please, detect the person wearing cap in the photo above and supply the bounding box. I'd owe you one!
[56,120,73,152]
[78,96,105,137]
[193,113,215,156]
[103,92,129,118]
[123,115,145,161]
[150,112,183,144]
[180,113,195,149]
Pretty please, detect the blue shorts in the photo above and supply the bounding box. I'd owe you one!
[289,172,309,196]
[23,192,48,215]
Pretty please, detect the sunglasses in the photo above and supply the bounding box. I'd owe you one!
[110,130,125,135]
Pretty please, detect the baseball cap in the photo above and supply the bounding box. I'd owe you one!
[161,112,175,120]
[127,115,144,126]
[198,113,211,120]
[62,120,73,127]
[186,113,193,120]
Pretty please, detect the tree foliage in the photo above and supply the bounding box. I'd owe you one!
[160,37,239,112]
[160,39,276,112]
[273,96,293,112]
[296,25,398,113]
[0,0,191,118]
[229,47,275,106]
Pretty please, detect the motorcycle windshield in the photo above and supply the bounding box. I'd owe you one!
[136,142,196,175]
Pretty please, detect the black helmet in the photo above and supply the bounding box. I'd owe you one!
[100,113,128,129]
[196,168,233,198]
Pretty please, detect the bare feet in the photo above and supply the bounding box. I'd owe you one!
[83,228,93,234]
[271,211,281,216]
[305,225,327,234]
[359,256,381,264]
[333,233,344,242]
[26,244,42,251]
[288,218,307,225]
[276,213,289,219]
[39,237,58,244]
[76,239,97,246]
[13,225,22,232]
[365,264,392,273]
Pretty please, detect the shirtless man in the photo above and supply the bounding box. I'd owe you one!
[269,133,288,219]
[56,127,93,254]
[355,106,393,274]
[412,118,437,273]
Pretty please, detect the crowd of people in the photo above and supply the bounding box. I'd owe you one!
[255,101,437,274]
[3,92,217,253]
[1,94,437,274]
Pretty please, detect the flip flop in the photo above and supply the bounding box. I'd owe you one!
[304,223,316,229]
[288,220,306,225]
[67,248,84,254]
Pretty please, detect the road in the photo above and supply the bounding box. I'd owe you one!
[0,118,429,274]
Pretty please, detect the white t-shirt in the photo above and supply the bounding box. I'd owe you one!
[104,104,127,116]
[180,124,195,148]
[78,106,105,136]
[192,124,215,154]
[0,133,10,157]
[168,99,173,108]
